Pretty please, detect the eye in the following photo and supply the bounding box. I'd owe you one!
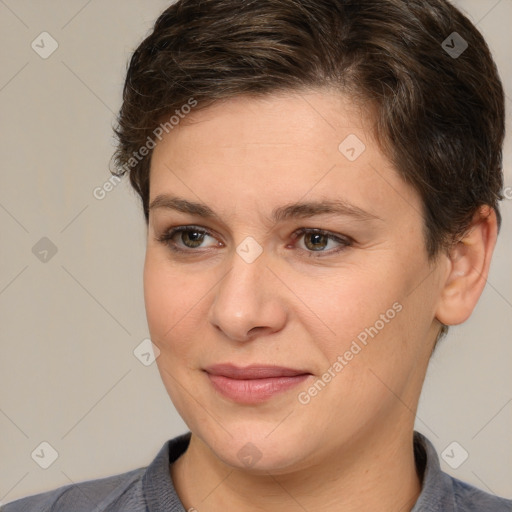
[156,225,352,257]
[291,228,352,255]
[156,226,222,252]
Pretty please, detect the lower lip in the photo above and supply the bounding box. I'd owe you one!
[207,373,310,403]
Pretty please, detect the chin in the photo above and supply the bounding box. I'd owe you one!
[193,418,318,473]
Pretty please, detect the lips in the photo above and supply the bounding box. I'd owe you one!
[204,364,311,403]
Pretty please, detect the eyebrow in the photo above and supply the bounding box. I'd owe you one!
[148,194,381,223]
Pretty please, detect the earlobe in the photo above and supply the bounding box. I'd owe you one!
[435,206,498,326]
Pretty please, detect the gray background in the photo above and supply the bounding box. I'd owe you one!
[0,0,511,505]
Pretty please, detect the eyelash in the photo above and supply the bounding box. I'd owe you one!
[156,225,353,258]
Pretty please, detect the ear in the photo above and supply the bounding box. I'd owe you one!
[435,205,498,326]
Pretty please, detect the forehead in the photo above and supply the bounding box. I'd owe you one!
[154,90,372,154]
[148,90,422,224]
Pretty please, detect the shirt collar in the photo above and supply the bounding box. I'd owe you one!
[411,431,456,511]
[142,432,191,512]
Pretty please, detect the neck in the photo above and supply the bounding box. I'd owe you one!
[170,423,422,512]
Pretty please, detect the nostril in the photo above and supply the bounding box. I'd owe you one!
[247,326,266,337]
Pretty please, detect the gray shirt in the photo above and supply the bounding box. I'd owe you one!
[2,432,511,511]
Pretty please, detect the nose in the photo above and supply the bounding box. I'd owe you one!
[208,249,288,343]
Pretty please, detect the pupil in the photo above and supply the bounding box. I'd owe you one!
[306,233,327,251]
[183,231,204,247]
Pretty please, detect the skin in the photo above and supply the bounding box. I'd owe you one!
[143,89,497,512]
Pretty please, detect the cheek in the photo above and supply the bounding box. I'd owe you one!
[295,260,430,403]
[143,250,208,353]
[294,266,403,355]
[143,252,212,415]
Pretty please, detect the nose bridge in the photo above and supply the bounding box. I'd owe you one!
[209,247,286,341]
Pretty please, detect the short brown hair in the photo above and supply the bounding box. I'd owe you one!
[112,0,505,259]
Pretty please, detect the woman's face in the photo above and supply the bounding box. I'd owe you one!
[144,90,446,472]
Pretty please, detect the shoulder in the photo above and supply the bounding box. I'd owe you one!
[1,434,190,512]
[1,467,146,512]
[451,477,512,512]
[412,432,512,511]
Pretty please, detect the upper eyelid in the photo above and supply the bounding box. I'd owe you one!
[157,225,218,241]
[291,227,351,240]
[161,225,347,238]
